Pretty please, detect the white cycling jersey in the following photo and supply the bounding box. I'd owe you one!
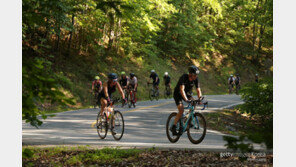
[128,77,138,85]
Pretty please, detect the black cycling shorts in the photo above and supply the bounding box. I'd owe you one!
[128,84,137,92]
[153,80,160,86]
[173,92,192,106]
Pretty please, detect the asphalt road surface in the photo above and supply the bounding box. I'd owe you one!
[23,95,265,151]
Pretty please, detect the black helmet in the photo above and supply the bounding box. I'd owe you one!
[108,73,118,80]
[188,65,199,74]
[130,73,135,78]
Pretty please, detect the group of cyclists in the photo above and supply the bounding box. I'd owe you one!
[92,66,201,136]
[228,74,241,94]
[227,73,259,94]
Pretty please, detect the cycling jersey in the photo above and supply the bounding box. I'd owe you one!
[128,76,138,86]
[235,76,240,85]
[150,73,160,85]
[163,75,171,85]
[173,74,199,105]
[228,77,234,84]
[92,80,102,92]
[119,76,128,87]
[98,81,116,99]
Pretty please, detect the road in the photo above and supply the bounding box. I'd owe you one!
[23,95,263,151]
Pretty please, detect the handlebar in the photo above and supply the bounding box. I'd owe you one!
[185,97,208,110]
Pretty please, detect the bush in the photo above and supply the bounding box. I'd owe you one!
[223,77,273,151]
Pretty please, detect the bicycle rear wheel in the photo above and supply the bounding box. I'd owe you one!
[166,112,182,143]
[187,112,206,144]
[111,110,124,140]
[96,113,108,139]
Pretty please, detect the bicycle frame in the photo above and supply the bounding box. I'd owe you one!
[180,101,207,133]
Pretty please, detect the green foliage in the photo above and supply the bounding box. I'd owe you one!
[22,58,75,127]
[223,77,273,152]
[22,0,272,122]
[240,77,273,118]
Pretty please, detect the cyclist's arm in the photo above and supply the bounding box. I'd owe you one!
[103,82,109,99]
[180,85,189,101]
[196,88,202,99]
[116,82,125,99]
[134,78,138,90]
[91,81,94,91]
[99,81,103,92]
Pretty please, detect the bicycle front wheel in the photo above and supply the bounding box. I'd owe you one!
[111,110,125,140]
[155,90,159,101]
[96,113,108,139]
[149,89,154,101]
[187,112,206,144]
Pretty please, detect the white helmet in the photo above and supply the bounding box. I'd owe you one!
[164,72,168,76]
[151,70,155,73]
[230,74,233,77]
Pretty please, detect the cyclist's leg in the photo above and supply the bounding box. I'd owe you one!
[134,86,137,103]
[100,98,107,116]
[173,94,184,125]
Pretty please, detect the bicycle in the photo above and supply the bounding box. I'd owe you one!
[228,84,234,94]
[235,84,240,95]
[92,91,100,109]
[121,87,129,107]
[96,98,125,140]
[166,97,208,144]
[127,85,136,108]
[164,85,172,99]
[147,82,159,101]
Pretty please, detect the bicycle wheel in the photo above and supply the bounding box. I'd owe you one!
[164,89,167,99]
[155,89,159,101]
[187,112,206,144]
[96,113,108,139]
[128,92,132,108]
[111,110,124,140]
[149,89,154,101]
[166,112,182,143]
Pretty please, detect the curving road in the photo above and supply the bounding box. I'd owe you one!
[23,95,263,151]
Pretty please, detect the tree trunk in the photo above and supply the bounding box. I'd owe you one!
[67,14,75,53]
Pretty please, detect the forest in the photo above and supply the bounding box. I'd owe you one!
[22,0,273,126]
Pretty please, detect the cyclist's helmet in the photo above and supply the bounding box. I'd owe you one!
[130,73,135,78]
[151,70,155,73]
[121,71,126,75]
[230,74,233,77]
[164,72,168,76]
[108,73,118,80]
[95,76,100,80]
[255,73,258,76]
[188,65,199,74]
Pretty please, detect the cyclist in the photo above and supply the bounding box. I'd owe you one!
[92,76,103,93]
[171,65,202,136]
[163,72,171,95]
[98,73,126,116]
[228,74,235,93]
[149,70,160,95]
[235,74,241,93]
[255,73,259,83]
[92,76,103,106]
[127,73,138,104]
[119,71,129,89]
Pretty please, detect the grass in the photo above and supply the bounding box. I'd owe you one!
[23,146,144,166]
[23,146,273,166]
[203,108,261,136]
